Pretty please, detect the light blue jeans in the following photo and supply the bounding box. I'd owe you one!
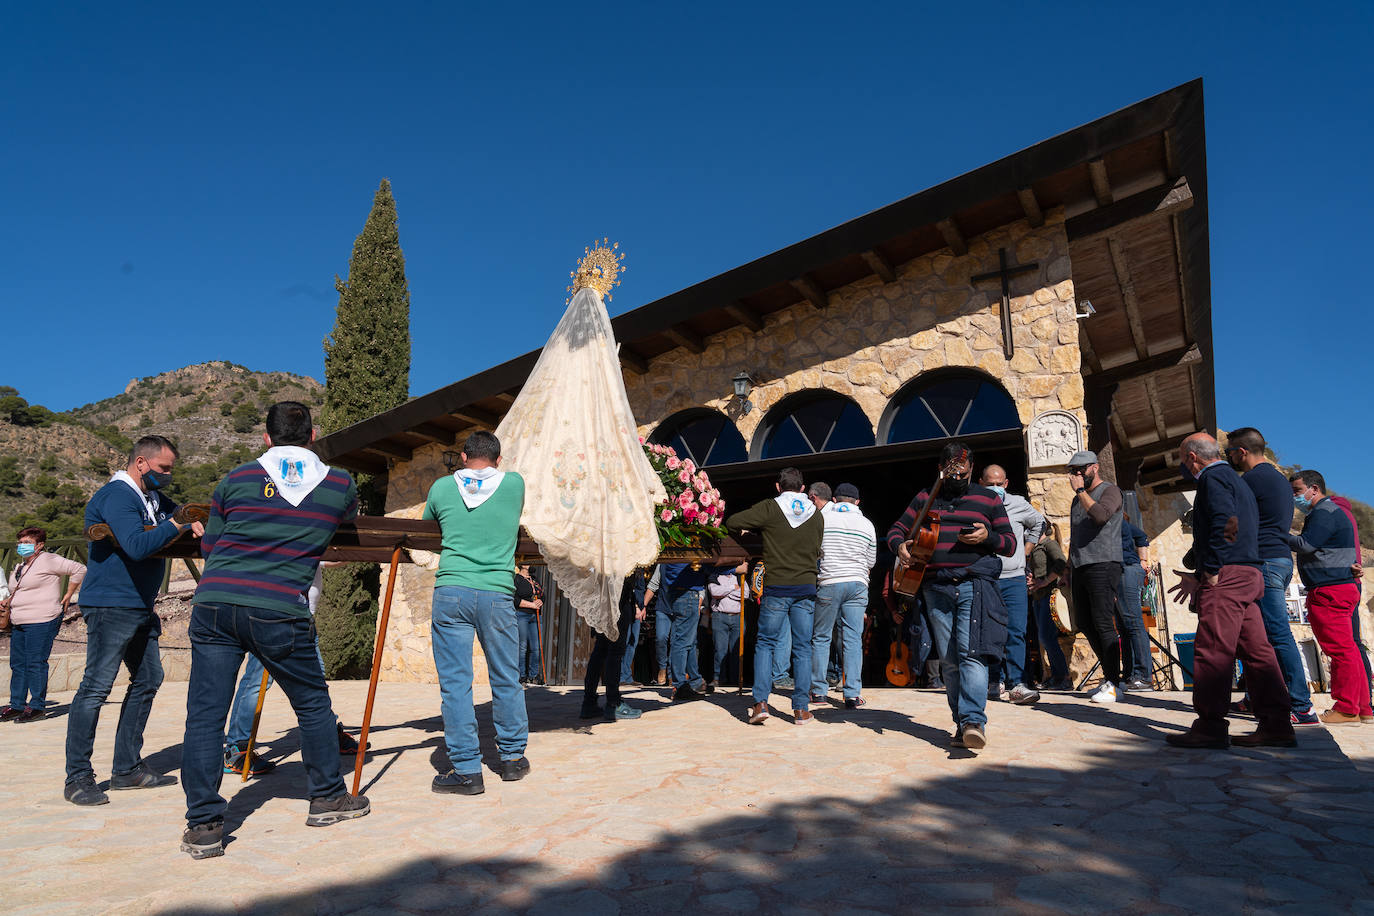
[988,577,1030,689]
[774,615,793,683]
[1257,557,1312,714]
[753,594,814,710]
[814,581,868,698]
[924,581,988,729]
[224,645,334,749]
[431,585,529,774]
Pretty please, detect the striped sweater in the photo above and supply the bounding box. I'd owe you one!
[817,502,877,585]
[885,484,1016,570]
[194,461,359,616]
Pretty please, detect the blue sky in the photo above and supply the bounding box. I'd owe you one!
[3,3,1371,500]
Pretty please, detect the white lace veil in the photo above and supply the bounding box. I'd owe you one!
[495,286,666,639]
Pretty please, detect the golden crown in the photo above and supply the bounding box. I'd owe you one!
[566,239,626,302]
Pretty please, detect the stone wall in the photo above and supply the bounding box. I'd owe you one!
[376,213,1087,682]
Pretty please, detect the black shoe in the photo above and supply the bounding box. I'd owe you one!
[579,704,604,720]
[0,705,21,721]
[432,769,486,795]
[826,675,840,688]
[500,757,531,782]
[305,792,371,826]
[1166,730,1230,749]
[672,684,704,703]
[110,763,177,790]
[64,778,109,807]
[1124,678,1153,692]
[1231,730,1298,748]
[704,681,716,695]
[844,696,867,709]
[15,707,48,722]
[180,820,225,859]
[337,723,368,753]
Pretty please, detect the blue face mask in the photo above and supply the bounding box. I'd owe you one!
[1294,493,1313,513]
[16,543,36,557]
[988,485,1006,501]
[1179,464,1196,483]
[142,469,172,491]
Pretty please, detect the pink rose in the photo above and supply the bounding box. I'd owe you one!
[638,436,646,444]
[677,491,693,509]
[660,508,674,523]
[666,456,681,470]
[683,459,696,475]
[683,507,699,523]
[698,490,713,507]
[678,468,692,483]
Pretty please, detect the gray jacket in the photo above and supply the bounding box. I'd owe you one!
[998,493,1045,580]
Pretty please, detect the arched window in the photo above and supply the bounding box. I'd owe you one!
[648,409,747,467]
[756,392,875,460]
[882,370,1020,444]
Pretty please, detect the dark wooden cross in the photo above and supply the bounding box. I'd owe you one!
[971,247,1039,359]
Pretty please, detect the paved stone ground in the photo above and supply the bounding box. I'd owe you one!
[4,680,1374,915]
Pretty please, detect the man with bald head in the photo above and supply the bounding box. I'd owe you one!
[979,464,1044,705]
[1167,432,1295,748]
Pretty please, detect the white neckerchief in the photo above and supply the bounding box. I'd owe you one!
[257,446,331,507]
[111,470,159,525]
[774,492,816,529]
[454,465,505,510]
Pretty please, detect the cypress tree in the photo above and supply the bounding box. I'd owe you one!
[316,179,411,677]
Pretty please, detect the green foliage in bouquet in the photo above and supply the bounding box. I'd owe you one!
[641,440,727,548]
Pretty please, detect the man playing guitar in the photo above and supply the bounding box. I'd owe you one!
[886,442,1017,751]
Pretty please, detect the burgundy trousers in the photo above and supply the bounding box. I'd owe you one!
[1306,583,1372,717]
[1192,565,1293,736]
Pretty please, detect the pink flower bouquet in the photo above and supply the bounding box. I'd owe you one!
[642,441,727,548]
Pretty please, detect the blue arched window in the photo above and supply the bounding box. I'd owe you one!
[648,409,748,467]
[882,370,1020,444]
[756,392,875,460]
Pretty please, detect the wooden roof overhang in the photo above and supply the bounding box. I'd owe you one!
[317,80,1213,492]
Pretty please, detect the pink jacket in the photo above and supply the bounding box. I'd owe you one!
[6,551,86,625]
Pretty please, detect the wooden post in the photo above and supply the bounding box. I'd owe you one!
[534,604,547,685]
[241,669,271,782]
[352,546,402,796]
[737,573,747,696]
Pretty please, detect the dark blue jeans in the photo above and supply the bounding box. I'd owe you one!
[516,610,541,680]
[620,615,640,684]
[183,603,345,826]
[1032,592,1070,681]
[664,589,705,689]
[711,612,741,685]
[655,603,671,671]
[988,577,1030,688]
[1256,557,1312,713]
[1116,564,1152,682]
[9,617,62,709]
[65,605,165,785]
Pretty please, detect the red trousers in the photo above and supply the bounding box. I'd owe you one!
[1306,584,1372,717]
[1192,565,1292,736]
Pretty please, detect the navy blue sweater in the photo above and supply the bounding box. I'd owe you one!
[1188,461,1261,575]
[1289,497,1359,589]
[1243,462,1297,560]
[82,479,183,609]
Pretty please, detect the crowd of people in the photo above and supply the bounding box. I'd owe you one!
[1,410,1368,860]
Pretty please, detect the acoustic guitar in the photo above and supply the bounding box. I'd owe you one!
[891,445,970,598]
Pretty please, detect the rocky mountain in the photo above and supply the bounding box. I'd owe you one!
[1,362,323,538]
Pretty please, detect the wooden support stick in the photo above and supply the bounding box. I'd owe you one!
[352,546,402,796]
[241,669,271,782]
[738,574,747,697]
[534,604,547,685]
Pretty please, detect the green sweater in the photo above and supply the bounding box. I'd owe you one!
[422,472,525,594]
[724,496,824,589]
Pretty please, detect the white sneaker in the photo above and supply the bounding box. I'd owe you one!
[1090,682,1119,705]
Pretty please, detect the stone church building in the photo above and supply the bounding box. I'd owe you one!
[317,80,1214,686]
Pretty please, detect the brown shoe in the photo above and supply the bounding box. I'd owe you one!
[0,706,20,722]
[793,709,814,725]
[654,669,667,687]
[1231,731,1297,748]
[15,707,48,723]
[747,703,770,725]
[1319,708,1361,726]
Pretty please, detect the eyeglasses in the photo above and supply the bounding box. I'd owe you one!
[1224,446,1244,454]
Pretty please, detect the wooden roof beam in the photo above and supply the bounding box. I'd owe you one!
[362,440,412,461]
[1066,177,1194,245]
[861,249,897,283]
[1143,375,1169,440]
[411,422,456,446]
[1017,187,1044,228]
[1078,323,1104,375]
[1088,158,1114,207]
[619,346,649,375]
[936,218,968,256]
[450,407,501,428]
[1082,344,1199,388]
[790,274,829,310]
[1139,463,1183,488]
[665,323,706,354]
[1107,237,1150,360]
[723,301,764,332]
[1116,432,1193,462]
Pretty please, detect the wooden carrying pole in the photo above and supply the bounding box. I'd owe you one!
[737,573,747,696]
[352,546,402,796]
[241,669,272,782]
[534,604,547,684]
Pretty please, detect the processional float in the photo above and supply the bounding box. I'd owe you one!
[87,243,753,794]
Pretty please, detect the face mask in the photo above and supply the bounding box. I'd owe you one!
[142,469,172,490]
[1179,464,1195,483]
[987,485,1006,501]
[1294,493,1313,513]
[944,476,970,498]
[16,543,36,557]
